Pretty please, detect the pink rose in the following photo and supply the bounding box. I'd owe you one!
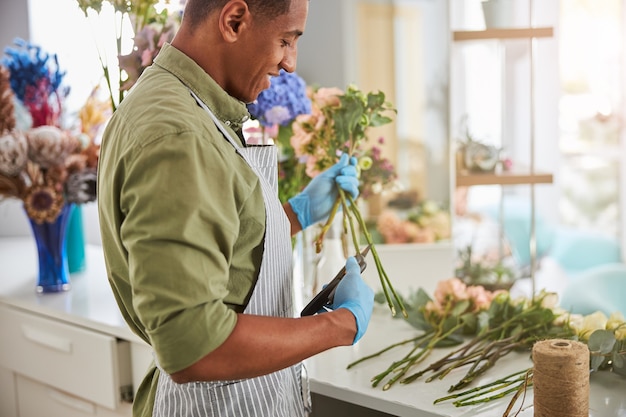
[313,87,343,108]
[466,285,491,311]
[434,278,468,305]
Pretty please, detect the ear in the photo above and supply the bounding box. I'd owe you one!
[218,0,250,42]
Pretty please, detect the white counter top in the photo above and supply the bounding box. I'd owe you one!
[2,237,625,416]
[0,238,140,343]
[306,307,626,417]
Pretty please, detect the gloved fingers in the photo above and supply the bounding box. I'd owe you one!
[339,165,357,177]
[325,153,350,175]
[335,176,359,200]
[345,256,360,273]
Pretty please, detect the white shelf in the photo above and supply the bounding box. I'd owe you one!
[453,27,554,41]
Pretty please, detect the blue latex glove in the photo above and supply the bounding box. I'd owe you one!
[288,153,359,229]
[327,257,374,344]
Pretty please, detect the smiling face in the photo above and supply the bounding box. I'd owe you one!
[223,0,309,103]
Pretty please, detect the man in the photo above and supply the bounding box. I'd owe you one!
[97,0,375,416]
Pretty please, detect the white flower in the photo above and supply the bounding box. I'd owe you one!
[540,292,559,309]
[578,311,609,341]
[606,312,626,341]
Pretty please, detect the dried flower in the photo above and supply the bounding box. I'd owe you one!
[1,41,108,223]
[0,130,28,176]
[23,185,64,223]
[26,126,78,168]
[1,38,69,127]
[65,168,97,204]
[0,66,16,133]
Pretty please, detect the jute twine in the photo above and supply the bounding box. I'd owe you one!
[532,339,589,417]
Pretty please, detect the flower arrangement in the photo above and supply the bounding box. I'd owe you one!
[76,0,184,110]
[375,200,451,244]
[348,277,626,413]
[0,40,109,223]
[454,244,517,290]
[245,70,312,202]
[247,74,407,316]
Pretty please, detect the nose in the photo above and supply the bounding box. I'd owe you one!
[280,45,297,73]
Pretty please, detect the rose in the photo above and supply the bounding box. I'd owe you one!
[578,311,609,341]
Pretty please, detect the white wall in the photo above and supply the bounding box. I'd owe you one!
[0,0,102,244]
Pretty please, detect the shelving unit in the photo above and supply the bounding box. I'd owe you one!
[451,7,554,294]
[456,170,553,187]
[452,27,553,41]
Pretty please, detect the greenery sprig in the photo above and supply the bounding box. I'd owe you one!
[348,279,626,414]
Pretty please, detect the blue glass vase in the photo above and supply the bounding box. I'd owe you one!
[27,203,74,293]
[66,204,86,273]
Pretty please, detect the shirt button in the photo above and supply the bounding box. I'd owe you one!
[225,120,231,126]
[242,115,249,122]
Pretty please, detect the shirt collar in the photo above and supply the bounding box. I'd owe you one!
[153,43,250,131]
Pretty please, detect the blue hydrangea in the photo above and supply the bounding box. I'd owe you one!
[1,38,68,102]
[247,70,311,127]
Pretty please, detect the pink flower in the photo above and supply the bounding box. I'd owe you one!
[290,115,314,156]
[305,155,321,178]
[466,285,492,311]
[312,87,343,108]
[434,278,469,305]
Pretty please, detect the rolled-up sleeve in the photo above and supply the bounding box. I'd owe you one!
[119,130,260,373]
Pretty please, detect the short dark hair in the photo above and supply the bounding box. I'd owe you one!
[183,0,293,30]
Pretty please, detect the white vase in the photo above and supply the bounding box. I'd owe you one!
[316,218,348,291]
[481,0,519,29]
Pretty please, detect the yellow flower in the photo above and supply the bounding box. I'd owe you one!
[607,311,626,340]
[578,311,609,341]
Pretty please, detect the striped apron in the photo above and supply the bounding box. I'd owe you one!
[152,92,309,417]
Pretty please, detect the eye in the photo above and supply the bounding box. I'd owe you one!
[281,39,292,48]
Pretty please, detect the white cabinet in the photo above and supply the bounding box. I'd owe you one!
[15,375,133,417]
[0,305,144,417]
[0,240,154,417]
[0,305,131,411]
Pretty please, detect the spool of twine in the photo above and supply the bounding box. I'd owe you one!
[532,339,590,417]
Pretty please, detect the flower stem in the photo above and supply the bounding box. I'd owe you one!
[347,333,431,369]
[347,194,407,318]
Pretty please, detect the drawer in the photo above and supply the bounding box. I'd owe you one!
[16,374,132,417]
[0,305,131,410]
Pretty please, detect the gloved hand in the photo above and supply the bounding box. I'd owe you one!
[327,256,374,344]
[288,153,359,229]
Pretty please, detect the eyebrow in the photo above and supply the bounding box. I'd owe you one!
[285,29,304,38]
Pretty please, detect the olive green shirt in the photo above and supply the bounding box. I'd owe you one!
[97,43,266,416]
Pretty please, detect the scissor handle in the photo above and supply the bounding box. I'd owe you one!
[300,247,369,317]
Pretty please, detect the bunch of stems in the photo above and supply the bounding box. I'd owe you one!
[434,368,533,416]
[315,188,407,318]
[347,298,464,390]
[349,294,574,393]
[401,314,572,391]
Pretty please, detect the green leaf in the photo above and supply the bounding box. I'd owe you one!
[590,354,606,372]
[451,300,470,317]
[614,353,626,377]
[588,330,616,354]
[460,313,478,334]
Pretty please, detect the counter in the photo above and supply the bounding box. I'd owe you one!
[1,238,625,417]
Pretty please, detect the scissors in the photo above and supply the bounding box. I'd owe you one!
[300,245,371,317]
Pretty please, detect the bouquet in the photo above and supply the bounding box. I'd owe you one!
[0,40,109,223]
[248,74,406,316]
[375,199,451,244]
[76,0,184,110]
